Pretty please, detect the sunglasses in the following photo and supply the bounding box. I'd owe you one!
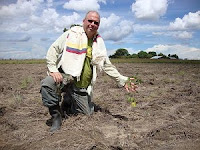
[87,20,99,26]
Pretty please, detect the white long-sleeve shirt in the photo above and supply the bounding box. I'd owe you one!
[46,26,128,88]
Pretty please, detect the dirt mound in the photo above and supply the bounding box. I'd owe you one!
[0,63,200,150]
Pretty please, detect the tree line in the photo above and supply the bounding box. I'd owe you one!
[109,48,179,59]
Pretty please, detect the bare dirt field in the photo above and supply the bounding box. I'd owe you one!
[0,62,200,150]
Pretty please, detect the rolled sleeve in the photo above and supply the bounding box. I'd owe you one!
[103,57,128,87]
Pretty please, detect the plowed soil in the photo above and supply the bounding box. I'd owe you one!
[0,63,200,150]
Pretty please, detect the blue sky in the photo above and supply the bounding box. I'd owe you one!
[0,0,200,59]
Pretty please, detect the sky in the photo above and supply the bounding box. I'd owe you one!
[0,0,200,60]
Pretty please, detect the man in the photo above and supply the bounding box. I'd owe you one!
[41,11,137,132]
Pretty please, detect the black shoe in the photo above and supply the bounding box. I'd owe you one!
[49,105,62,132]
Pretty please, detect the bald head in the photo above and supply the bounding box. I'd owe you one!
[84,11,100,20]
[83,11,100,39]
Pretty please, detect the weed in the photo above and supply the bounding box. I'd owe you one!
[102,75,110,83]
[125,75,142,107]
[34,97,43,105]
[125,92,137,107]
[9,93,23,108]
[177,70,185,76]
[127,96,137,107]
[20,77,32,89]
[163,78,175,84]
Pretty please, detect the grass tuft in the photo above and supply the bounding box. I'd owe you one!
[20,77,32,89]
[0,59,46,64]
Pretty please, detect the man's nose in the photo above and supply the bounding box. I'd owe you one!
[91,22,95,26]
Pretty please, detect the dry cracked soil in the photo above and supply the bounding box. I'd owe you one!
[0,63,200,150]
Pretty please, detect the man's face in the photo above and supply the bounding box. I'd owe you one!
[83,12,100,38]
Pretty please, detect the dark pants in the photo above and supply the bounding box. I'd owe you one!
[40,76,94,115]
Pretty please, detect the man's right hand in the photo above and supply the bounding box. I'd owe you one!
[49,72,63,83]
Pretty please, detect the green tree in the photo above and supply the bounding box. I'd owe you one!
[110,48,130,58]
[148,51,157,57]
[131,53,138,58]
[147,53,153,58]
[158,52,164,56]
[138,51,148,58]
[158,52,167,58]
[115,48,129,56]
[170,54,179,59]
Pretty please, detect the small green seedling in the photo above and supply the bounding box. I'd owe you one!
[126,75,142,107]
[127,96,136,107]
[131,101,136,107]
[130,76,143,85]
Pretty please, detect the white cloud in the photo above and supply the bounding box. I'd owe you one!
[131,0,168,20]
[55,12,81,31]
[0,44,47,59]
[47,0,53,7]
[0,0,43,18]
[134,24,167,32]
[0,6,81,33]
[145,44,200,60]
[126,47,141,54]
[169,11,200,30]
[153,31,193,39]
[172,31,193,39]
[0,0,44,33]
[1,35,32,42]
[19,23,29,31]
[31,44,47,59]
[63,0,106,12]
[0,0,82,34]
[100,13,134,41]
[107,49,117,56]
[0,50,30,59]
[12,35,32,42]
[31,8,59,25]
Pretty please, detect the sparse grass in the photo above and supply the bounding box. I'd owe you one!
[33,97,43,105]
[102,74,110,83]
[177,70,185,76]
[163,78,176,84]
[20,77,32,89]
[8,93,24,108]
[0,59,46,64]
[110,58,200,64]
[149,92,158,98]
